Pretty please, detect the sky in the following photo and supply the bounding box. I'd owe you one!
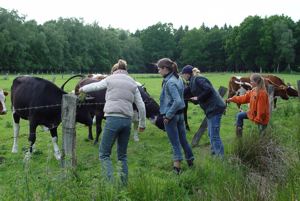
[1,0,300,32]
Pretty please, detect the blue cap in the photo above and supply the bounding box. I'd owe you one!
[181,65,193,75]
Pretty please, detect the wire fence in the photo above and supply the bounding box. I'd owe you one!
[12,102,105,112]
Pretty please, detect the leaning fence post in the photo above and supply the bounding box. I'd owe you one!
[61,94,77,168]
[297,80,300,99]
[191,86,228,147]
[268,85,274,115]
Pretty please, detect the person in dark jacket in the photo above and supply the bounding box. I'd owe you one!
[181,65,226,156]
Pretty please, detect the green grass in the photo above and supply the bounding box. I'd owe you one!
[0,73,299,201]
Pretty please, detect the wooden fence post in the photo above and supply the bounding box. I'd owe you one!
[61,94,77,168]
[297,80,300,99]
[268,85,274,115]
[191,86,228,147]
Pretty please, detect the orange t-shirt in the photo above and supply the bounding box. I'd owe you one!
[231,89,270,125]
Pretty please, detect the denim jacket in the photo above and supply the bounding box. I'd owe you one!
[159,73,185,119]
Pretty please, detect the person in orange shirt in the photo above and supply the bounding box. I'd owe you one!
[226,73,270,137]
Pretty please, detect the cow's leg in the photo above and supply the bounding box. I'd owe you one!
[50,127,61,160]
[12,112,20,153]
[24,120,38,160]
[274,97,277,109]
[133,120,139,142]
[87,114,95,141]
[28,121,37,153]
[184,100,190,131]
[94,114,103,145]
[88,124,93,141]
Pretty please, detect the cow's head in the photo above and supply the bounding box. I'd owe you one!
[75,93,96,126]
[228,76,252,98]
[137,85,164,130]
[274,85,289,100]
[286,84,299,97]
[0,90,8,115]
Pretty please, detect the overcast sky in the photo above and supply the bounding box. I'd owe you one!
[2,0,300,32]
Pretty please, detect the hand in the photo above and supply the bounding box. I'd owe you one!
[138,127,145,132]
[163,117,170,124]
[226,98,232,103]
[190,96,198,101]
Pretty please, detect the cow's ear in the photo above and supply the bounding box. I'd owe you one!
[4,91,8,96]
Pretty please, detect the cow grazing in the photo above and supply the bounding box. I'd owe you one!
[0,89,8,115]
[263,75,298,97]
[75,77,164,144]
[11,76,95,160]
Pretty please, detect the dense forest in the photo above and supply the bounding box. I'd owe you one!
[1,7,300,73]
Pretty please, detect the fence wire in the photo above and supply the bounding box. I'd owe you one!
[12,102,105,112]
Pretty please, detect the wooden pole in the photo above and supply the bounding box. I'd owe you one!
[297,80,300,99]
[61,94,77,168]
[268,85,274,116]
[191,86,228,147]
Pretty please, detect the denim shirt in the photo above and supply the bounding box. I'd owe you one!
[159,73,185,119]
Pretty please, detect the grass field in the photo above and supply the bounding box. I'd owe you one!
[0,73,299,201]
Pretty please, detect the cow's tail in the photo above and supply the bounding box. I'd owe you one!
[61,74,86,90]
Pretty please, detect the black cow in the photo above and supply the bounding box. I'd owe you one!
[11,76,95,160]
[75,78,164,144]
[0,89,8,115]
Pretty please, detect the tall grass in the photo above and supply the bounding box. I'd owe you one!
[0,73,299,200]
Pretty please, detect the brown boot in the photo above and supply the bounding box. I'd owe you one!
[236,126,243,137]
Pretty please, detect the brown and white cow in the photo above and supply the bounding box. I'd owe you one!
[263,75,298,97]
[87,74,108,80]
[0,89,8,115]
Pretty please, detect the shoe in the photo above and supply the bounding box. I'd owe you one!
[173,166,182,175]
[187,159,194,167]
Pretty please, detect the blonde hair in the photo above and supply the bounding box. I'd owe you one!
[192,67,201,76]
[250,73,266,92]
[111,59,127,73]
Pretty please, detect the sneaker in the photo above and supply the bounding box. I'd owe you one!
[187,159,194,167]
[173,166,182,175]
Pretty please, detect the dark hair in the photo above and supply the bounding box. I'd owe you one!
[156,58,179,78]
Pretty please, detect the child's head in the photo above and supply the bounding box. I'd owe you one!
[250,73,265,90]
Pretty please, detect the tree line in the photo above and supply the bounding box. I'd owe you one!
[1,7,300,73]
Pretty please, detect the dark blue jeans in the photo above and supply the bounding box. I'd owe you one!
[164,114,194,161]
[99,116,131,185]
[236,111,248,128]
[237,112,267,134]
[207,113,224,156]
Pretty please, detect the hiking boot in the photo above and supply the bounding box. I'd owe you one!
[187,159,194,167]
[236,126,243,137]
[173,166,182,175]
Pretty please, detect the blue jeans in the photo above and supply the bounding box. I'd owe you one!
[164,114,194,161]
[99,116,131,185]
[207,113,224,156]
[236,112,248,128]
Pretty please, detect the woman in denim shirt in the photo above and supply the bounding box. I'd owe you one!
[157,58,194,174]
